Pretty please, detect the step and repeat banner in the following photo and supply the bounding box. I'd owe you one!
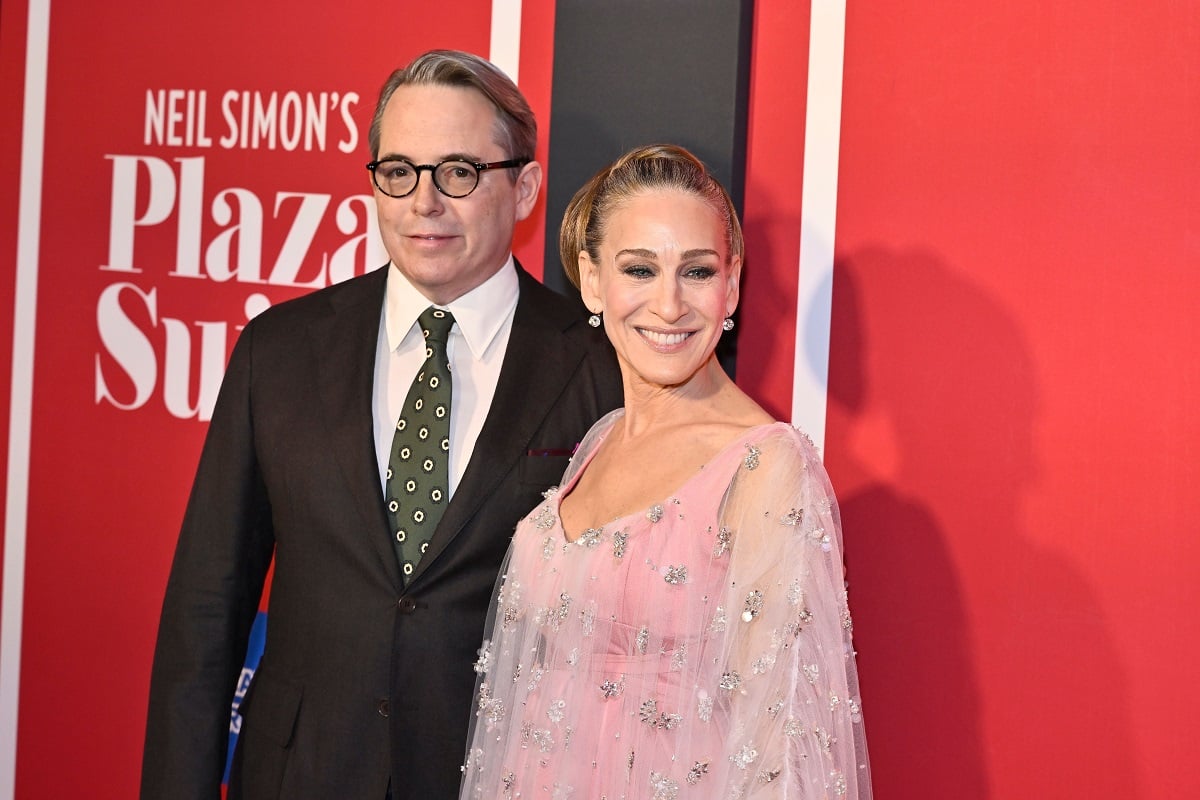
[2,2,497,795]
[4,0,1198,798]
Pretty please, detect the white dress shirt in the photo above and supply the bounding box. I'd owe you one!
[372,258,519,498]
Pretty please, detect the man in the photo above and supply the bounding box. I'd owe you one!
[141,50,622,799]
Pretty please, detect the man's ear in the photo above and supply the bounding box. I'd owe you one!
[513,161,543,221]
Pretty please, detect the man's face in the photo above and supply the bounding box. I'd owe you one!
[372,84,541,305]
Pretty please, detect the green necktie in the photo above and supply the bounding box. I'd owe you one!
[386,306,455,583]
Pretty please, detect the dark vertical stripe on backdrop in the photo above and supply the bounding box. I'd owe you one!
[543,0,753,373]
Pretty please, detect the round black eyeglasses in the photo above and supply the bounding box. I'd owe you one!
[366,157,529,198]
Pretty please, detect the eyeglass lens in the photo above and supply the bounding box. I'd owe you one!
[372,160,480,198]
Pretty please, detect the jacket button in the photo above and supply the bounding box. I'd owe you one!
[397,597,417,613]
[377,699,390,718]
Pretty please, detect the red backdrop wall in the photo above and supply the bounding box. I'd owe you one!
[1,1,1196,797]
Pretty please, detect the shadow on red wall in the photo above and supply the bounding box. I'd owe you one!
[822,246,1138,797]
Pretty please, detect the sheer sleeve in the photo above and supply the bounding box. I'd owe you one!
[707,426,871,798]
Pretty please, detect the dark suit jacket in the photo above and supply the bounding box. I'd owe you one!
[141,263,623,800]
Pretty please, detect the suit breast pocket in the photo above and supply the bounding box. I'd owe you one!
[519,454,571,491]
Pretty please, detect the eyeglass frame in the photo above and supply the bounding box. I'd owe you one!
[365,157,531,199]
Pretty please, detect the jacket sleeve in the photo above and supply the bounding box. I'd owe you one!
[140,319,276,800]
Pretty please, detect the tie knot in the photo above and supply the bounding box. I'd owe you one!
[418,306,456,344]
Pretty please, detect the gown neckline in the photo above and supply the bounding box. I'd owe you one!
[555,413,788,544]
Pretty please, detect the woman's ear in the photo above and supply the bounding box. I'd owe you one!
[579,252,601,312]
[725,255,742,318]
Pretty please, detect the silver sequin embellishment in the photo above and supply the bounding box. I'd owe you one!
[577,527,603,547]
[647,504,664,523]
[502,605,518,629]
[663,565,688,585]
[613,530,628,558]
[832,770,848,795]
[579,605,596,637]
[719,671,743,691]
[758,768,782,784]
[477,682,506,726]
[639,699,681,730]
[533,504,557,529]
[635,625,649,654]
[650,772,679,799]
[744,444,761,470]
[473,639,492,674]
[787,579,804,606]
[742,589,764,622]
[849,696,863,722]
[697,692,714,722]
[546,699,566,723]
[599,675,626,698]
[730,743,759,770]
[713,526,732,557]
[670,644,688,671]
[710,605,727,633]
[686,761,710,785]
[532,728,555,752]
[781,507,804,526]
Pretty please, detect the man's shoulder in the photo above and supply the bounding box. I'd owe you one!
[250,266,387,329]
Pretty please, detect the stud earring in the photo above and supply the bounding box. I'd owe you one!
[722,318,735,332]
[588,313,602,328]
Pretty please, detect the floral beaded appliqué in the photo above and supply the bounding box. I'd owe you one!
[742,589,765,622]
[612,530,628,558]
[686,761,710,785]
[744,444,761,470]
[780,508,804,527]
[719,670,743,692]
[713,525,733,557]
[477,682,505,727]
[533,503,557,530]
[663,565,688,585]
[473,639,492,674]
[576,527,603,547]
[650,772,680,799]
[730,742,759,770]
[635,625,650,654]
[639,699,681,730]
[599,674,625,698]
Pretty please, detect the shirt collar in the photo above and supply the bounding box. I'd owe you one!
[384,256,520,359]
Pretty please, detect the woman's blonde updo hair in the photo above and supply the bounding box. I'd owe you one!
[558,144,745,288]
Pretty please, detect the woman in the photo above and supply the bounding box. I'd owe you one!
[461,145,871,798]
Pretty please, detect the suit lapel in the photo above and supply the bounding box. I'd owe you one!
[410,267,587,583]
[305,265,403,588]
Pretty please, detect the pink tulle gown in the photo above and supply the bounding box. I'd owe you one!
[461,410,871,799]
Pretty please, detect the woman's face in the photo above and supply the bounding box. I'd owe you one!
[580,188,740,392]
